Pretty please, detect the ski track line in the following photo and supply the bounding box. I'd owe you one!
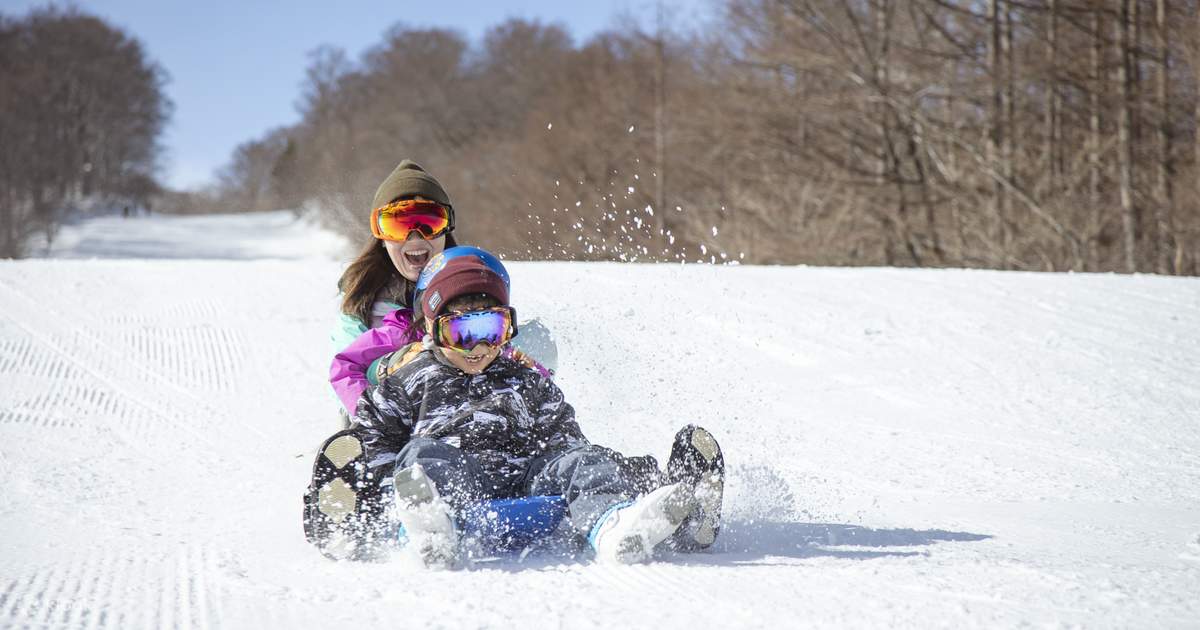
[70,541,225,630]
[106,550,137,629]
[0,568,29,623]
[173,545,189,630]
[200,544,228,630]
[177,542,218,630]
[8,562,54,627]
[3,566,38,627]
[581,562,702,611]
[0,321,178,462]
[0,335,36,376]
[45,541,93,628]
[0,279,270,470]
[0,576,20,620]
[584,561,755,626]
[0,276,259,445]
[0,305,204,446]
[73,547,114,630]
[40,547,88,627]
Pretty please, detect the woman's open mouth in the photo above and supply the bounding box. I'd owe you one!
[403,251,430,267]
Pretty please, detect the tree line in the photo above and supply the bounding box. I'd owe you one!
[204,0,1199,274]
[6,2,1198,274]
[0,7,171,257]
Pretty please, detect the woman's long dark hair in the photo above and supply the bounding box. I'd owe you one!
[338,232,458,325]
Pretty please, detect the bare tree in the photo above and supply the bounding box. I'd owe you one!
[1116,0,1138,272]
[1153,0,1176,274]
[0,7,170,257]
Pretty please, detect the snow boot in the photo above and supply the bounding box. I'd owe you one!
[392,463,461,569]
[302,428,387,561]
[666,425,725,551]
[588,482,695,564]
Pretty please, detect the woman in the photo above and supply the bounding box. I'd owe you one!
[332,159,454,350]
[329,160,556,417]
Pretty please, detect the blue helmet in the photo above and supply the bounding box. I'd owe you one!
[416,246,511,293]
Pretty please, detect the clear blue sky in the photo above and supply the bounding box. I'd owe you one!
[2,1,712,190]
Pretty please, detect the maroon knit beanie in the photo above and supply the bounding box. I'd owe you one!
[421,257,509,320]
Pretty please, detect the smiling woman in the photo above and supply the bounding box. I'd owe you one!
[334,159,457,348]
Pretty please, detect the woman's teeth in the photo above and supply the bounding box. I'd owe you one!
[404,251,429,265]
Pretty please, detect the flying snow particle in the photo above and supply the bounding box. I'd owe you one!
[712,226,719,236]
[645,205,654,216]
[628,125,635,133]
[700,244,708,255]
[547,123,553,130]
[627,187,635,194]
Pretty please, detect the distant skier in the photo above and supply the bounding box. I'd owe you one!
[304,251,724,566]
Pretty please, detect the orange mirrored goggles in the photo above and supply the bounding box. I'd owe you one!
[370,199,454,241]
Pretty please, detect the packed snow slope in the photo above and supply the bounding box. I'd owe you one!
[2,211,1199,628]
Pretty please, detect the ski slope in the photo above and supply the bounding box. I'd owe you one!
[1,211,1199,628]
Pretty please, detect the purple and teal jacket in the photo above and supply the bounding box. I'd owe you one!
[330,308,551,414]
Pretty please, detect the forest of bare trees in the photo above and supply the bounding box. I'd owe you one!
[0,7,170,258]
[201,0,1197,274]
[4,3,1199,273]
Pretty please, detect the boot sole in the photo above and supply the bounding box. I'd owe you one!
[669,426,725,551]
[303,430,385,561]
[316,435,364,524]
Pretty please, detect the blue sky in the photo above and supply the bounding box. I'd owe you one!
[3,1,712,190]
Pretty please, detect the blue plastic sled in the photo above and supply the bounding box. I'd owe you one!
[397,495,569,553]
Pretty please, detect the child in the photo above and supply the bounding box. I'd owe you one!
[309,252,724,565]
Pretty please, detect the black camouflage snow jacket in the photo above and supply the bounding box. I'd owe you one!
[354,342,588,492]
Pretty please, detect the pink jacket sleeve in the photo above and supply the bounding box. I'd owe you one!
[330,309,420,413]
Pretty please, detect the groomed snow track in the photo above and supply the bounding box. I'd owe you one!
[2,230,1199,627]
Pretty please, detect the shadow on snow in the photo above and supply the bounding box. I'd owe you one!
[469,521,992,571]
[689,520,993,564]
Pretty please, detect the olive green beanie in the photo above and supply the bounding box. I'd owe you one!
[370,159,452,211]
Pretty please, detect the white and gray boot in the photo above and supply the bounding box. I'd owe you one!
[392,463,461,568]
[588,482,696,564]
